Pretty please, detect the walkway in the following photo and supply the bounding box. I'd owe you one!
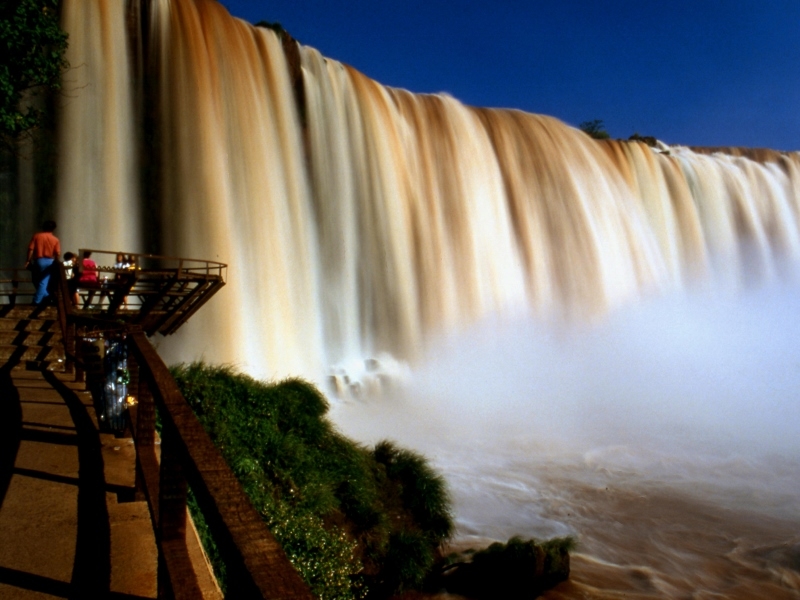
[0,303,221,599]
[0,364,157,599]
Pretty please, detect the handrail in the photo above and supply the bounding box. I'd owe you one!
[78,249,227,279]
[0,268,35,307]
[127,331,312,600]
[53,262,76,374]
[78,248,227,266]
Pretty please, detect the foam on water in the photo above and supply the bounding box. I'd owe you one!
[329,283,800,595]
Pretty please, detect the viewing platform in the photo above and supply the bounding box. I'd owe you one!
[0,253,313,599]
[65,250,226,336]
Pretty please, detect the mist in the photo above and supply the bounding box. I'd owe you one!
[328,281,800,543]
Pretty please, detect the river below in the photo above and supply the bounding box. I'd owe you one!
[328,288,800,598]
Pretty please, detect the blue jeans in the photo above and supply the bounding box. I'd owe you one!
[32,257,55,304]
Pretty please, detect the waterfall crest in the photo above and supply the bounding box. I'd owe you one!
[56,0,800,380]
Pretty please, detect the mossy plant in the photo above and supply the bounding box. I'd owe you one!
[439,535,576,598]
[171,362,454,599]
[578,119,611,140]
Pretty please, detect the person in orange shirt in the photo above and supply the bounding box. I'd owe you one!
[25,220,61,305]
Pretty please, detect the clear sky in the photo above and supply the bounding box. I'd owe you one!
[218,0,800,151]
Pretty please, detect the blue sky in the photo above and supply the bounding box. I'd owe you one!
[219,0,800,151]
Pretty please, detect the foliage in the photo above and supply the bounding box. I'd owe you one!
[254,20,288,38]
[470,535,576,572]
[171,362,454,599]
[369,441,452,596]
[440,535,576,598]
[628,132,658,147]
[578,119,610,140]
[186,487,228,594]
[0,0,68,148]
[373,441,452,543]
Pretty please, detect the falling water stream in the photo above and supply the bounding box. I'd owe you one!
[49,0,800,596]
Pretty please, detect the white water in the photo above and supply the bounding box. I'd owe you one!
[330,284,800,596]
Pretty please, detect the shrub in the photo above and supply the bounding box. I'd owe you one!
[0,0,69,148]
[171,362,454,599]
[439,535,576,598]
[578,119,610,140]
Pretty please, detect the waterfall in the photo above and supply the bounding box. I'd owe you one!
[57,0,141,253]
[55,0,800,382]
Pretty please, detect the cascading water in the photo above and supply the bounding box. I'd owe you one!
[56,0,141,253]
[53,0,800,596]
[56,0,800,380]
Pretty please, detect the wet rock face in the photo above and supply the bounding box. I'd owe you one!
[252,22,306,127]
[747,542,800,573]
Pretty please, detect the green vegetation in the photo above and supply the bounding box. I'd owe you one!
[628,132,658,147]
[440,535,576,598]
[579,119,610,140]
[0,0,68,149]
[171,363,454,600]
[254,20,289,39]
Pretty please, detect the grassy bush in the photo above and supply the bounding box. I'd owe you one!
[439,535,576,598]
[171,362,453,599]
[578,119,610,140]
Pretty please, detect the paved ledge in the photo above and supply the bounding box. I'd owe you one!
[0,368,220,599]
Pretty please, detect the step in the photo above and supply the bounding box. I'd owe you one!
[0,304,58,320]
[0,344,65,363]
[107,496,158,598]
[11,368,83,388]
[0,316,61,333]
[7,353,69,372]
[0,329,59,345]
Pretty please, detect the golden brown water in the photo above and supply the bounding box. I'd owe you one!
[53,1,800,596]
[541,475,800,599]
[57,0,800,379]
[335,391,800,598]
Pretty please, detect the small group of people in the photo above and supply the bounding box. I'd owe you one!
[63,249,99,306]
[113,253,137,272]
[25,220,136,307]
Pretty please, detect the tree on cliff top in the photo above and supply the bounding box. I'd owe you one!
[0,0,68,149]
[579,119,611,140]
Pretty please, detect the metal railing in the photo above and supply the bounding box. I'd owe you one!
[76,249,227,278]
[54,262,76,374]
[0,268,35,307]
[126,331,312,599]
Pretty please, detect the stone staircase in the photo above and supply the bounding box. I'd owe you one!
[0,306,158,598]
[0,304,221,599]
[0,305,66,371]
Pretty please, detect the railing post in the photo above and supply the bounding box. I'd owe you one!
[158,421,203,599]
[134,361,157,505]
[74,329,86,383]
[159,424,188,545]
[54,263,76,375]
[135,365,156,445]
